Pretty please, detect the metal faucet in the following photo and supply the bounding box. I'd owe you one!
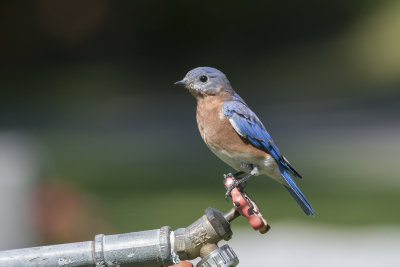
[0,176,269,267]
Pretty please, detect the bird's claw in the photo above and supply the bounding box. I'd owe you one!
[223,173,234,179]
[224,180,240,200]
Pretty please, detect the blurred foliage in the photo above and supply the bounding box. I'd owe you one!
[38,129,400,234]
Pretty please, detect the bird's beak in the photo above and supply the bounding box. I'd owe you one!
[174,80,186,86]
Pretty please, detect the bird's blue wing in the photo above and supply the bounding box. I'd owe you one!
[222,98,302,179]
[223,98,315,215]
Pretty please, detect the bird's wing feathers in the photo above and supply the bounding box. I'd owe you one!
[223,99,302,179]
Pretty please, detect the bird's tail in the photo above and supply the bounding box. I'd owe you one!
[280,167,315,216]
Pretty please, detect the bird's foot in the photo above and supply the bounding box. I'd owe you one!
[223,173,234,179]
[224,172,254,199]
[223,172,243,200]
[224,177,247,199]
[223,171,244,179]
[225,179,241,199]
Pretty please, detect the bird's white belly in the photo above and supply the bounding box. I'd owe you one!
[209,146,245,171]
[208,146,282,182]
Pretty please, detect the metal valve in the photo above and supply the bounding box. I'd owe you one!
[196,244,239,267]
[0,175,270,266]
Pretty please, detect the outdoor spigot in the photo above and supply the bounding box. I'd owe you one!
[172,176,271,266]
[0,176,272,266]
[173,207,239,266]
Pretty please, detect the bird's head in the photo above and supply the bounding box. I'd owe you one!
[175,67,232,97]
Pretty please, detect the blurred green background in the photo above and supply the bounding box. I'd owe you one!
[0,0,399,264]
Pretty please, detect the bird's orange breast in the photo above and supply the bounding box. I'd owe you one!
[196,93,267,160]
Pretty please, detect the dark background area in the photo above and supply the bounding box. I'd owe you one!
[0,0,399,256]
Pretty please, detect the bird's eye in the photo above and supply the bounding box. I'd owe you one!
[199,75,208,83]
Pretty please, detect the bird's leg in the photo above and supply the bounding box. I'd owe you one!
[233,171,248,188]
[233,171,245,178]
[223,171,244,179]
[225,167,259,199]
[223,171,245,190]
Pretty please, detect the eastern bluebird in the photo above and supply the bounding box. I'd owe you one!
[175,67,315,216]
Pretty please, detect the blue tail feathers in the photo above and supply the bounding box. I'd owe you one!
[280,167,315,216]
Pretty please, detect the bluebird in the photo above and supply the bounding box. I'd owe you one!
[175,67,315,216]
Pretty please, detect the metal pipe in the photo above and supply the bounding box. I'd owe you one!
[0,208,238,267]
[93,226,175,267]
[0,241,94,267]
[223,208,240,222]
[0,227,176,267]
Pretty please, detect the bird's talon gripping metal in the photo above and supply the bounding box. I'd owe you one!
[224,176,270,234]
